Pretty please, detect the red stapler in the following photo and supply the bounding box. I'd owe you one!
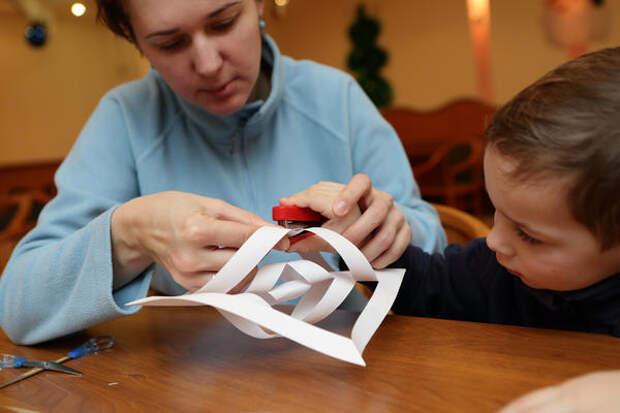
[272,205,326,244]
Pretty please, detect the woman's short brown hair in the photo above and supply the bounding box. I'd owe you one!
[486,47,620,250]
[95,0,135,43]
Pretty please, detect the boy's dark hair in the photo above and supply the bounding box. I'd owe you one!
[486,47,620,250]
[95,0,135,43]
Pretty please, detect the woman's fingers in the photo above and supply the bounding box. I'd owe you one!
[371,220,412,269]
[167,246,239,274]
[197,195,289,249]
[333,174,372,217]
[280,176,411,268]
[170,254,259,292]
[180,214,288,251]
[279,181,345,218]
[278,176,412,269]
[342,189,393,246]
[287,189,363,254]
[181,216,256,247]
[113,191,291,292]
[205,198,271,226]
[173,271,218,291]
[357,206,403,263]
[286,236,336,254]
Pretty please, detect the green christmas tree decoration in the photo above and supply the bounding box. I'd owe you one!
[347,5,393,108]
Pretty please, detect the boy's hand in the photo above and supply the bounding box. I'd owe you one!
[499,370,620,413]
[279,174,411,268]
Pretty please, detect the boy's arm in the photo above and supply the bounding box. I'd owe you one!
[388,239,498,320]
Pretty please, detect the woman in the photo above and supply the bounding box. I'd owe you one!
[0,0,445,345]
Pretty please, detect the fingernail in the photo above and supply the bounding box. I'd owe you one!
[273,238,288,250]
[334,201,347,216]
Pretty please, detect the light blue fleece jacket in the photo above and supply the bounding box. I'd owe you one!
[0,35,446,344]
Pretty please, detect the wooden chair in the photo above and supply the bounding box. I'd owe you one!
[432,203,490,245]
[0,190,53,272]
[382,99,495,215]
[0,161,59,195]
[0,161,59,273]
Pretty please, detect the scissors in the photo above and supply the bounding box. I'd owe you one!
[1,354,82,376]
[0,335,114,389]
[272,205,326,244]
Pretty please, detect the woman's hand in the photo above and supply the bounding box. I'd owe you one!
[499,370,620,413]
[279,174,411,268]
[279,181,363,255]
[111,191,288,291]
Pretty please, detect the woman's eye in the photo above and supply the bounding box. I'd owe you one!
[212,18,236,32]
[159,40,184,51]
[515,227,540,245]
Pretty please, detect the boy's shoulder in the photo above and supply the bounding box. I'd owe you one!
[394,237,502,285]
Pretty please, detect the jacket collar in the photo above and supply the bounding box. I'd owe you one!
[522,272,620,306]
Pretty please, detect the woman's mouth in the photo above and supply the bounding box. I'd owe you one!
[199,79,236,99]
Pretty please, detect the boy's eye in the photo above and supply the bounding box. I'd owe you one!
[515,227,540,245]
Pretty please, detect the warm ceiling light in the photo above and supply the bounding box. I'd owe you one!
[274,0,289,6]
[71,2,86,17]
[466,0,489,22]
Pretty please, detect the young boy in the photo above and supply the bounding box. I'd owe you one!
[285,46,620,336]
[387,46,620,336]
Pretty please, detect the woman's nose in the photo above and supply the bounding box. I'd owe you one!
[486,214,516,258]
[192,36,223,76]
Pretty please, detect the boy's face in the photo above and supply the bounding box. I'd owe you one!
[483,146,620,291]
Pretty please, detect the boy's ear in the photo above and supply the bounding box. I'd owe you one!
[605,243,620,273]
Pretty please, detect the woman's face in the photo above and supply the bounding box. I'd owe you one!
[126,0,264,115]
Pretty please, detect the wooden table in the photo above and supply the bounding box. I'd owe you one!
[0,307,618,412]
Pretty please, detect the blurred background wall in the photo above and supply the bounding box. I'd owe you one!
[1,0,619,165]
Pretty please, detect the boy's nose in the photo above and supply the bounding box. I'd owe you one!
[486,216,516,258]
[192,36,223,76]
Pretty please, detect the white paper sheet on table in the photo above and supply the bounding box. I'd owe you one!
[128,226,405,366]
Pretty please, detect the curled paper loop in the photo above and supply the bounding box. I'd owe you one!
[129,226,404,366]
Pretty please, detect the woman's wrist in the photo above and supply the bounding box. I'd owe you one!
[110,200,153,288]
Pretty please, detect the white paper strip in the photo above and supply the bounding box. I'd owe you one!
[129,226,405,366]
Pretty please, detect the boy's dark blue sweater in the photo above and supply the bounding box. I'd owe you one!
[382,238,620,336]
